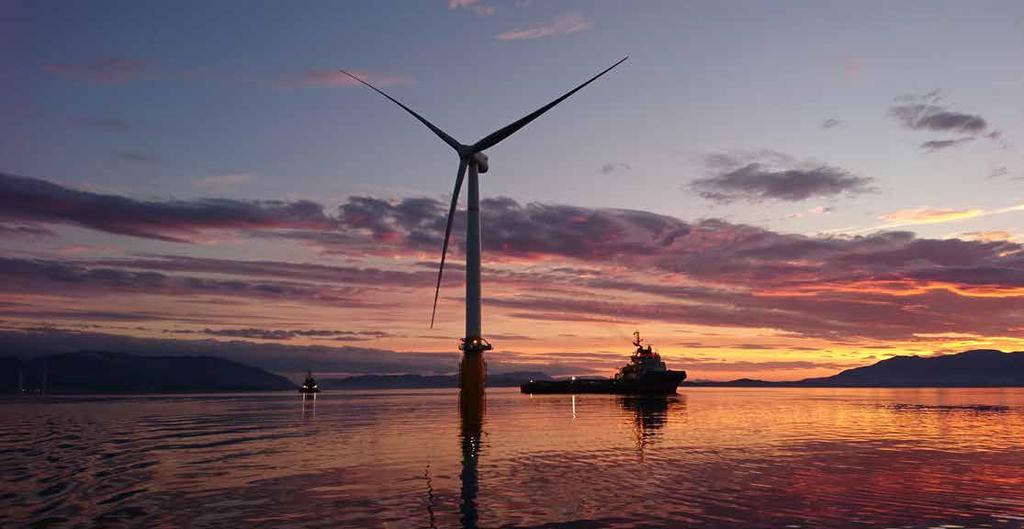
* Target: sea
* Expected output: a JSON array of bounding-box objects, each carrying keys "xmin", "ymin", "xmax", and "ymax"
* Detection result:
[{"xmin": 2, "ymin": 387, "xmax": 1023, "ymax": 529}]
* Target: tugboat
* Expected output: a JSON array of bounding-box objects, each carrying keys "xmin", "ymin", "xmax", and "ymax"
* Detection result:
[
  {"xmin": 521, "ymin": 331, "xmax": 686, "ymax": 394},
  {"xmin": 298, "ymin": 371, "xmax": 320, "ymax": 394}
]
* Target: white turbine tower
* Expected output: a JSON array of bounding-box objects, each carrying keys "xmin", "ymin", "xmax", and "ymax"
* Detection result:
[{"xmin": 341, "ymin": 57, "xmax": 627, "ymax": 389}]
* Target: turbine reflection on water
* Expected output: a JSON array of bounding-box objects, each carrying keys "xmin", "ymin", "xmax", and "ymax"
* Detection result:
[{"xmin": 459, "ymin": 369, "xmax": 485, "ymax": 529}]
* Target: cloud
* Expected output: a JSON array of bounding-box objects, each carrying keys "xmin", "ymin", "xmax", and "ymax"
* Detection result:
[
  {"xmin": 266, "ymin": 194, "xmax": 695, "ymax": 264},
  {"xmin": 889, "ymin": 93, "xmax": 988, "ymax": 134},
  {"xmin": 690, "ymin": 152, "xmax": 874, "ymax": 203},
  {"xmin": 448, "ymin": 0, "xmax": 494, "ymax": 16},
  {"xmin": 2, "ymin": 227, "xmax": 1024, "ymax": 345},
  {"xmin": 169, "ymin": 328, "xmax": 391, "ymax": 341},
  {"xmin": 68, "ymin": 117, "xmax": 133, "ymax": 134},
  {"xmin": 838, "ymin": 202, "xmax": 1024, "ymax": 234},
  {"xmin": 97, "ymin": 254, "xmax": 432, "ymax": 288},
  {"xmin": 479, "ymin": 198, "xmax": 694, "ymax": 260},
  {"xmin": 784, "ymin": 205, "xmax": 834, "ymax": 220},
  {"xmin": 821, "ymin": 118, "xmax": 841, "ymax": 129},
  {"xmin": 496, "ymin": 12, "xmax": 591, "ymax": 41},
  {"xmin": 5, "ymin": 175, "xmax": 1024, "ymax": 343},
  {"xmin": 921, "ymin": 137, "xmax": 974, "ymax": 151},
  {"xmin": 0, "ymin": 257, "xmax": 367, "ymax": 306},
  {"xmin": 959, "ymin": 231, "xmax": 1015, "ymax": 243},
  {"xmin": 887, "ymin": 92, "xmax": 1008, "ymax": 150},
  {"xmin": 196, "ymin": 172, "xmax": 256, "ymax": 190},
  {"xmin": 880, "ymin": 207, "xmax": 985, "ymax": 224},
  {"xmin": 988, "ymin": 166, "xmax": 1009, "ymax": 180},
  {"xmin": 986, "ymin": 130, "xmax": 1011, "ymax": 149},
  {"xmin": 42, "ymin": 58, "xmax": 148, "ymax": 84},
  {"xmin": 0, "ymin": 224, "xmax": 54, "ymax": 238},
  {"xmin": 112, "ymin": 151, "xmax": 160, "ymax": 165},
  {"xmin": 280, "ymin": 69, "xmax": 413, "ymax": 88},
  {"xmin": 0, "ymin": 172, "xmax": 332, "ymax": 242},
  {"xmin": 599, "ymin": 162, "xmax": 631, "ymax": 175}
]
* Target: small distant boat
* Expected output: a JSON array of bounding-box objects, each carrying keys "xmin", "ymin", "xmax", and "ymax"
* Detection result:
[
  {"xmin": 521, "ymin": 331, "xmax": 686, "ymax": 395},
  {"xmin": 299, "ymin": 372, "xmax": 320, "ymax": 394}
]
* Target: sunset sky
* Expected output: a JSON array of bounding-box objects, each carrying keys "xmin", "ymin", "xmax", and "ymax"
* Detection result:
[{"xmin": 2, "ymin": 1, "xmax": 1024, "ymax": 381}]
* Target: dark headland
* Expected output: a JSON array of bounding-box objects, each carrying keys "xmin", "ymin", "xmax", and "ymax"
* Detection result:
[
  {"xmin": 686, "ymin": 349, "xmax": 1024, "ymax": 388},
  {"xmin": 2, "ymin": 351, "xmax": 295, "ymax": 393},
  {"xmin": 3, "ymin": 348, "xmax": 1022, "ymax": 393}
]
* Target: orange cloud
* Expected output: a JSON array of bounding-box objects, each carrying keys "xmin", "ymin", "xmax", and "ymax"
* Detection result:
[
  {"xmin": 880, "ymin": 207, "xmax": 985, "ymax": 224},
  {"xmin": 833, "ymin": 202, "xmax": 1024, "ymax": 235},
  {"xmin": 959, "ymin": 230, "xmax": 1016, "ymax": 242},
  {"xmin": 764, "ymin": 279, "xmax": 1024, "ymax": 299}
]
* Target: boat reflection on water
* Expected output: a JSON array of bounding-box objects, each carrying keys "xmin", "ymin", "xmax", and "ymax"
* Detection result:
[
  {"xmin": 618, "ymin": 394, "xmax": 685, "ymax": 453},
  {"xmin": 300, "ymin": 392, "xmax": 316, "ymax": 419}
]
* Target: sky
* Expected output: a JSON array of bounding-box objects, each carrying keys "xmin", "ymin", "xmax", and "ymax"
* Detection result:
[{"xmin": 2, "ymin": 0, "xmax": 1024, "ymax": 381}]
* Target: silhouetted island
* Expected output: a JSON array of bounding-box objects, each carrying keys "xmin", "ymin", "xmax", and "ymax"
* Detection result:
[
  {"xmin": 4, "ymin": 348, "xmax": 1021, "ymax": 394},
  {"xmin": 685, "ymin": 349, "xmax": 1024, "ymax": 387},
  {"xmin": 324, "ymin": 371, "xmax": 551, "ymax": 390},
  {"xmin": 2, "ymin": 351, "xmax": 294, "ymax": 393}
]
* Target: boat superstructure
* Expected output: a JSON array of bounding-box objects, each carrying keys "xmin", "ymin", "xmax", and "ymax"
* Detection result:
[
  {"xmin": 299, "ymin": 372, "xmax": 320, "ymax": 394},
  {"xmin": 521, "ymin": 331, "xmax": 686, "ymax": 394}
]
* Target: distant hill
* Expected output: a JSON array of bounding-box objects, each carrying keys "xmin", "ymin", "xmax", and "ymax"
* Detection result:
[
  {"xmin": 801, "ymin": 349, "xmax": 1024, "ymax": 387},
  {"xmin": 685, "ymin": 349, "xmax": 1024, "ymax": 388},
  {"xmin": 1, "ymin": 351, "xmax": 295, "ymax": 393},
  {"xmin": 324, "ymin": 371, "xmax": 551, "ymax": 390},
  {"xmin": 6, "ymin": 348, "xmax": 1021, "ymax": 393},
  {"xmin": 683, "ymin": 378, "xmax": 781, "ymax": 387}
]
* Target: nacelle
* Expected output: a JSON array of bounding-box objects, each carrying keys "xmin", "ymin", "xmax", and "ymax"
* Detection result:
[{"xmin": 472, "ymin": 152, "xmax": 489, "ymax": 173}]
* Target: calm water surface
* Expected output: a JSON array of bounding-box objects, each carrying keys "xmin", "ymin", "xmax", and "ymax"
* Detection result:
[{"xmin": 2, "ymin": 387, "xmax": 1024, "ymax": 528}]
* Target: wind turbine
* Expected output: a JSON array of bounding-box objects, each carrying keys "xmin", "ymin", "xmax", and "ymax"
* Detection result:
[{"xmin": 340, "ymin": 57, "xmax": 627, "ymax": 376}]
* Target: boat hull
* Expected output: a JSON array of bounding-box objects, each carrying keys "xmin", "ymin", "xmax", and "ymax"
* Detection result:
[{"xmin": 521, "ymin": 370, "xmax": 686, "ymax": 395}]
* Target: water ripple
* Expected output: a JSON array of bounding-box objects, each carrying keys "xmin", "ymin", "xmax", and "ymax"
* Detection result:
[{"xmin": 1, "ymin": 388, "xmax": 1023, "ymax": 528}]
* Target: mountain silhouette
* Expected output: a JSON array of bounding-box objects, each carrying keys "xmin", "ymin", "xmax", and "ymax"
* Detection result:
[
  {"xmin": 687, "ymin": 349, "xmax": 1024, "ymax": 387},
  {"xmin": 801, "ymin": 349, "xmax": 1024, "ymax": 387},
  {"xmin": 6, "ymin": 348, "xmax": 1022, "ymax": 393},
  {"xmin": 2, "ymin": 351, "xmax": 295, "ymax": 393}
]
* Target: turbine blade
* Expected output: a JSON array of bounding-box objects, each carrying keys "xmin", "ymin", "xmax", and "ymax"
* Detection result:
[
  {"xmin": 431, "ymin": 159, "xmax": 469, "ymax": 328},
  {"xmin": 340, "ymin": 69, "xmax": 463, "ymax": 153},
  {"xmin": 470, "ymin": 56, "xmax": 628, "ymax": 153}
]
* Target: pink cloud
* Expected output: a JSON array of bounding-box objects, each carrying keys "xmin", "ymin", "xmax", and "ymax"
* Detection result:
[
  {"xmin": 280, "ymin": 69, "xmax": 414, "ymax": 88},
  {"xmin": 496, "ymin": 12, "xmax": 592, "ymax": 41},
  {"xmin": 6, "ymin": 173, "xmax": 1024, "ymax": 345},
  {"xmin": 42, "ymin": 58, "xmax": 148, "ymax": 84}
]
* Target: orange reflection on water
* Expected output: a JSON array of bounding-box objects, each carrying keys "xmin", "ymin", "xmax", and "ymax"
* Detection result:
[{"xmin": 2, "ymin": 388, "xmax": 1023, "ymax": 528}]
